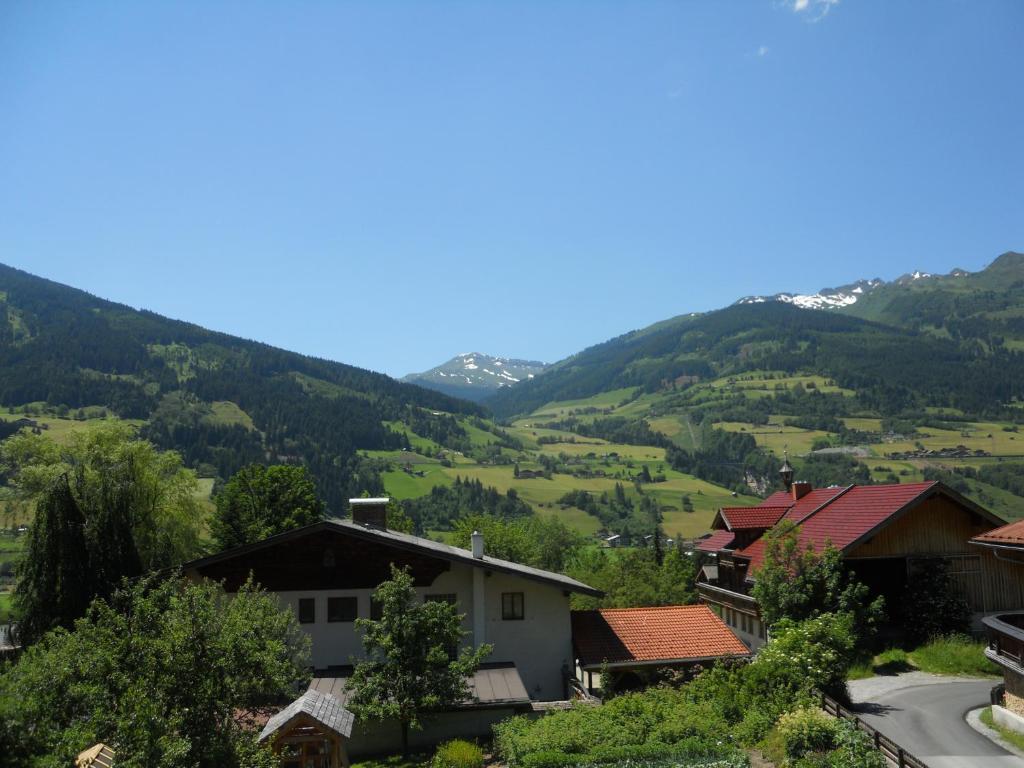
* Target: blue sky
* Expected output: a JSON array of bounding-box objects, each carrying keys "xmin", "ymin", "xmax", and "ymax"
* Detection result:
[{"xmin": 2, "ymin": 1, "xmax": 1021, "ymax": 377}]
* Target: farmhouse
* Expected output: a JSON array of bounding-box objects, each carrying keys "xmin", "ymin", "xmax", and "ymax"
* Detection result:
[
  {"xmin": 697, "ymin": 475, "xmax": 1019, "ymax": 649},
  {"xmin": 182, "ymin": 498, "xmax": 603, "ymax": 755}
]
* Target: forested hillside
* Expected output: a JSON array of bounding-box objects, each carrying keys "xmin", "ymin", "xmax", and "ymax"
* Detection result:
[
  {"xmin": 487, "ymin": 301, "xmax": 1024, "ymax": 420},
  {"xmin": 0, "ymin": 263, "xmax": 483, "ymax": 508}
]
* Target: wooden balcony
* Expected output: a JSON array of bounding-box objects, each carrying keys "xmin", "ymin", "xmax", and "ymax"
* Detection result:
[
  {"xmin": 982, "ymin": 611, "xmax": 1024, "ymax": 673},
  {"xmin": 697, "ymin": 581, "xmax": 759, "ymax": 612}
]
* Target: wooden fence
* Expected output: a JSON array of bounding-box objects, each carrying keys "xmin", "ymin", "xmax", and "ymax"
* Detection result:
[{"xmin": 818, "ymin": 691, "xmax": 929, "ymax": 768}]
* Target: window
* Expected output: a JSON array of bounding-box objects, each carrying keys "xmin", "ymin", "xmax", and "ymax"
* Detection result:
[
  {"xmin": 425, "ymin": 593, "xmax": 457, "ymax": 605},
  {"xmin": 298, "ymin": 598, "xmax": 315, "ymax": 624},
  {"xmin": 327, "ymin": 596, "xmax": 357, "ymax": 623},
  {"xmin": 502, "ymin": 592, "xmax": 524, "ymax": 620}
]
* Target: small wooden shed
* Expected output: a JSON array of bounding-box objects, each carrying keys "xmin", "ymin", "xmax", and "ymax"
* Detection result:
[
  {"xmin": 259, "ymin": 689, "xmax": 355, "ymax": 768},
  {"xmin": 75, "ymin": 744, "xmax": 115, "ymax": 768}
]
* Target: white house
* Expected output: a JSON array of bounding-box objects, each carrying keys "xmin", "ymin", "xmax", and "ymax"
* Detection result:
[{"xmin": 183, "ymin": 498, "xmax": 602, "ymax": 754}]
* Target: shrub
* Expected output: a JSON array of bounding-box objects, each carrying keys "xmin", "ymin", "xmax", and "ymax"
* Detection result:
[
  {"xmin": 493, "ymin": 688, "xmax": 736, "ymax": 767},
  {"xmin": 822, "ymin": 718, "xmax": 886, "ymax": 768},
  {"xmin": 751, "ymin": 613, "xmax": 856, "ymax": 700},
  {"xmin": 774, "ymin": 708, "xmax": 838, "ymax": 760},
  {"xmin": 432, "ymin": 740, "xmax": 484, "ymax": 768}
]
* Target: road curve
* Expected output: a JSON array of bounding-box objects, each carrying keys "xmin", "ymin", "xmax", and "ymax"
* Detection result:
[{"xmin": 848, "ymin": 674, "xmax": 1022, "ymax": 768}]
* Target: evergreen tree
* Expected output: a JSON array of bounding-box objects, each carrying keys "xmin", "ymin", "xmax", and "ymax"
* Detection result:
[{"xmin": 14, "ymin": 475, "xmax": 92, "ymax": 645}]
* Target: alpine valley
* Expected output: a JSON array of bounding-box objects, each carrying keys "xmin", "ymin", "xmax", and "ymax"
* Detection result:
[{"xmin": 3, "ymin": 252, "xmax": 1024, "ymax": 546}]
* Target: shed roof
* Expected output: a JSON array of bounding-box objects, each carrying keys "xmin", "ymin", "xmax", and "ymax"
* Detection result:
[
  {"xmin": 571, "ymin": 605, "xmax": 749, "ymax": 669},
  {"xmin": 76, "ymin": 744, "xmax": 115, "ymax": 768},
  {"xmin": 308, "ymin": 662, "xmax": 531, "ymax": 708},
  {"xmin": 971, "ymin": 518, "xmax": 1024, "ymax": 549},
  {"xmin": 259, "ymin": 689, "xmax": 355, "ymax": 743},
  {"xmin": 182, "ymin": 518, "xmax": 602, "ymax": 597}
]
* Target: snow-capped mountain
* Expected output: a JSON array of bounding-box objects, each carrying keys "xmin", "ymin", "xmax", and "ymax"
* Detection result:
[
  {"xmin": 402, "ymin": 353, "xmax": 548, "ymax": 403},
  {"xmin": 735, "ymin": 267, "xmax": 969, "ymax": 311}
]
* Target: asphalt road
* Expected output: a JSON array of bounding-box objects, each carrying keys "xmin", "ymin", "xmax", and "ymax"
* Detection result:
[{"xmin": 849, "ymin": 674, "xmax": 1023, "ymax": 768}]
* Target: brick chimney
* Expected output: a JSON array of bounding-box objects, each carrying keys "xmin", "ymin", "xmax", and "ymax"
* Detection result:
[
  {"xmin": 791, "ymin": 481, "xmax": 812, "ymax": 501},
  {"xmin": 350, "ymin": 497, "xmax": 390, "ymax": 529}
]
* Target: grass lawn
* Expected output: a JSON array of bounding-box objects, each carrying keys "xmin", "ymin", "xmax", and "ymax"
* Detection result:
[
  {"xmin": 713, "ymin": 421, "xmax": 830, "ymax": 457},
  {"xmin": 848, "ymin": 637, "xmax": 999, "ymax": 680},
  {"xmin": 980, "ymin": 707, "xmax": 1024, "ymax": 752}
]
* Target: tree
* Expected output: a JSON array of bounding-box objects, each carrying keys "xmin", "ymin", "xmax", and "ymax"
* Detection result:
[
  {"xmin": 347, "ymin": 565, "xmax": 491, "ymax": 755},
  {"xmin": 751, "ymin": 521, "xmax": 884, "ymax": 645},
  {"xmin": 449, "ymin": 514, "xmax": 586, "ymax": 572},
  {"xmin": 212, "ymin": 463, "xmax": 326, "ymax": 550},
  {"xmin": 2, "ymin": 425, "xmax": 204, "ymax": 643},
  {"xmin": 13, "ymin": 475, "xmax": 92, "ymax": 644},
  {"xmin": 567, "ymin": 547, "xmax": 696, "ymax": 610},
  {"xmin": 0, "ymin": 576, "xmax": 310, "ymax": 768},
  {"xmin": 901, "ymin": 559, "xmax": 970, "ymax": 644},
  {"xmin": 0, "ymin": 424, "xmax": 203, "ymax": 569}
]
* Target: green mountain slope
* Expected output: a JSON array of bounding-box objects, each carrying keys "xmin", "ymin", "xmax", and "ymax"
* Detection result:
[
  {"xmin": 486, "ymin": 301, "xmax": 1024, "ymax": 420},
  {"xmin": 838, "ymin": 251, "xmax": 1024, "ymax": 348},
  {"xmin": 0, "ymin": 263, "xmax": 483, "ymax": 509}
]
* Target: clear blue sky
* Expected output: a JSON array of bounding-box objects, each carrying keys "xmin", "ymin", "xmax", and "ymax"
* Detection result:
[{"xmin": 2, "ymin": 1, "xmax": 1021, "ymax": 377}]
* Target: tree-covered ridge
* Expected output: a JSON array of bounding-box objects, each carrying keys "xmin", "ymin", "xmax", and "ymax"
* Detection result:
[
  {"xmin": 488, "ymin": 300, "xmax": 1024, "ymax": 420},
  {"xmin": 0, "ymin": 263, "xmax": 482, "ymax": 508}
]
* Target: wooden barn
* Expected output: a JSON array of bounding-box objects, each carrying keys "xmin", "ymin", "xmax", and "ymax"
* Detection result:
[{"xmin": 697, "ymin": 478, "xmax": 1021, "ymax": 648}]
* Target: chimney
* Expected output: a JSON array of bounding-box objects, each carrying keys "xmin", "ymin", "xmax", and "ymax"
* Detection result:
[
  {"xmin": 471, "ymin": 530, "xmax": 484, "ymax": 559},
  {"xmin": 791, "ymin": 481, "xmax": 812, "ymax": 501},
  {"xmin": 349, "ymin": 497, "xmax": 390, "ymax": 529}
]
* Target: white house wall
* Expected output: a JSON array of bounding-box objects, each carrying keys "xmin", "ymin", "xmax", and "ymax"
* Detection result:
[{"xmin": 272, "ymin": 562, "xmax": 572, "ymax": 701}]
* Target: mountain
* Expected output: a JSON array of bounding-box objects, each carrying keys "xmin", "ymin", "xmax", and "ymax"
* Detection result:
[
  {"xmin": 736, "ymin": 252, "xmax": 1024, "ymax": 345},
  {"xmin": 403, "ymin": 353, "xmax": 548, "ymax": 402},
  {"xmin": 487, "ymin": 252, "xmax": 1024, "ymax": 420},
  {"xmin": 0, "ymin": 263, "xmax": 483, "ymax": 509}
]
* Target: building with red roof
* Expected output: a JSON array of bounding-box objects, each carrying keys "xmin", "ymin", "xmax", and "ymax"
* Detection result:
[
  {"xmin": 571, "ymin": 605, "xmax": 749, "ymax": 692},
  {"xmin": 697, "ymin": 476, "xmax": 1019, "ymax": 649}
]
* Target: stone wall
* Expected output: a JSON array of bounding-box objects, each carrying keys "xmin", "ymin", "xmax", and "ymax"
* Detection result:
[{"xmin": 1004, "ymin": 668, "xmax": 1024, "ymax": 717}]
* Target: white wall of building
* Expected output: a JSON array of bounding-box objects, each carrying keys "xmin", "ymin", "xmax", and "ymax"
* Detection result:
[{"xmin": 273, "ymin": 562, "xmax": 573, "ymax": 700}]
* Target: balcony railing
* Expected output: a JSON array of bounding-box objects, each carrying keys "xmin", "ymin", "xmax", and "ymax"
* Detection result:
[{"xmin": 697, "ymin": 582, "xmax": 759, "ymax": 608}]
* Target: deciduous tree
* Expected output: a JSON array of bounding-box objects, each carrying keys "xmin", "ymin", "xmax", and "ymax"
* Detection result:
[
  {"xmin": 212, "ymin": 463, "xmax": 325, "ymax": 550},
  {"xmin": 347, "ymin": 566, "xmax": 491, "ymax": 755},
  {"xmin": 0, "ymin": 576, "xmax": 310, "ymax": 768}
]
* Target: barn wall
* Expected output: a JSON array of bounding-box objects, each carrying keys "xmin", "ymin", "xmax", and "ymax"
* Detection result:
[{"xmin": 848, "ymin": 495, "xmax": 1022, "ymax": 614}]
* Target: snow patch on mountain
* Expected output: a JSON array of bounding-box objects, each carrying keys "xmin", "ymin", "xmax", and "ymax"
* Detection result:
[
  {"xmin": 402, "ymin": 352, "xmax": 548, "ymax": 394},
  {"xmin": 736, "ymin": 268, "xmax": 970, "ymax": 311}
]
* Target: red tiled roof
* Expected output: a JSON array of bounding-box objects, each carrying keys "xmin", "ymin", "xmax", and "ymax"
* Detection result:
[
  {"xmin": 736, "ymin": 482, "xmax": 942, "ymax": 573},
  {"xmin": 719, "ymin": 505, "xmax": 790, "ymax": 530},
  {"xmin": 571, "ymin": 605, "xmax": 749, "ymax": 668},
  {"xmin": 972, "ymin": 518, "xmax": 1024, "ymax": 547},
  {"xmin": 697, "ymin": 530, "xmax": 736, "ymax": 552}
]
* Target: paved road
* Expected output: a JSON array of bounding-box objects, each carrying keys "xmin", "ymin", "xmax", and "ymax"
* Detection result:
[{"xmin": 849, "ymin": 674, "xmax": 1023, "ymax": 768}]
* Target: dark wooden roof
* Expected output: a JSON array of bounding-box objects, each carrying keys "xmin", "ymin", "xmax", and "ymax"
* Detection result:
[
  {"xmin": 259, "ymin": 689, "xmax": 355, "ymax": 742},
  {"xmin": 182, "ymin": 518, "xmax": 602, "ymax": 596},
  {"xmin": 308, "ymin": 662, "xmax": 531, "ymax": 708}
]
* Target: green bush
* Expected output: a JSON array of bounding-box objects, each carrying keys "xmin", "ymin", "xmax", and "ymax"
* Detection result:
[
  {"xmin": 774, "ymin": 708, "xmax": 838, "ymax": 760},
  {"xmin": 820, "ymin": 718, "xmax": 886, "ymax": 768},
  {"xmin": 432, "ymin": 740, "xmax": 484, "ymax": 768},
  {"xmin": 493, "ymin": 688, "xmax": 737, "ymax": 767}
]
